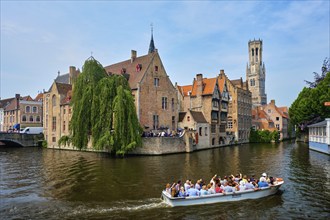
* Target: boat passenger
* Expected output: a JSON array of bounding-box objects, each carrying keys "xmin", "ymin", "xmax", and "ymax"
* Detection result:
[
  {"xmin": 195, "ymin": 180, "xmax": 202, "ymax": 191},
  {"xmin": 187, "ymin": 184, "xmax": 200, "ymax": 197},
  {"xmin": 242, "ymin": 175, "xmax": 248, "ymax": 184},
  {"xmin": 175, "ymin": 180, "xmax": 182, "ymax": 193},
  {"xmin": 259, "ymin": 173, "xmax": 267, "ymax": 182},
  {"xmin": 178, "ymin": 186, "xmax": 186, "ymax": 197},
  {"xmin": 210, "ymin": 174, "xmax": 217, "ymax": 190},
  {"xmin": 223, "ymin": 182, "xmax": 233, "ymax": 193},
  {"xmin": 184, "ymin": 180, "xmax": 191, "ymax": 191},
  {"xmin": 171, "ymin": 187, "xmax": 177, "ymax": 197},
  {"xmin": 165, "ymin": 183, "xmax": 172, "ymax": 194},
  {"xmin": 200, "ymin": 185, "xmax": 209, "ymax": 196},
  {"xmin": 244, "ymin": 180, "xmax": 255, "ymax": 190},
  {"xmin": 215, "ymin": 183, "xmax": 224, "ymax": 193},
  {"xmin": 258, "ymin": 177, "xmax": 269, "ymax": 188},
  {"xmin": 207, "ymin": 183, "xmax": 216, "ymax": 194},
  {"xmin": 269, "ymin": 176, "xmax": 275, "ymax": 185},
  {"xmin": 239, "ymin": 181, "xmax": 246, "ymax": 191}
]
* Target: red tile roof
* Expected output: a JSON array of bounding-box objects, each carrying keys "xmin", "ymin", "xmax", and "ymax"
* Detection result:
[
  {"xmin": 35, "ymin": 93, "xmax": 43, "ymax": 101},
  {"xmin": 191, "ymin": 77, "xmax": 217, "ymax": 96},
  {"xmin": 178, "ymin": 85, "xmax": 193, "ymax": 97},
  {"xmin": 104, "ymin": 52, "xmax": 155, "ymax": 90}
]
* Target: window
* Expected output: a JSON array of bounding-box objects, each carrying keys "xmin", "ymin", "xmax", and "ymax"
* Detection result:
[
  {"xmin": 153, "ymin": 115, "xmax": 159, "ymax": 130},
  {"xmin": 171, "ymin": 98, "xmax": 174, "ymax": 111},
  {"xmin": 36, "ymin": 116, "xmax": 40, "ymax": 122},
  {"xmin": 63, "ymin": 121, "xmax": 66, "ymax": 132},
  {"xmin": 155, "ymin": 66, "xmax": 158, "ymax": 72},
  {"xmin": 250, "ymin": 79, "xmax": 255, "ymax": 86},
  {"xmin": 32, "ymin": 106, "xmax": 37, "ymax": 113},
  {"xmin": 29, "ymin": 116, "xmax": 34, "ymax": 122},
  {"xmin": 187, "ymin": 116, "xmax": 190, "ymax": 122},
  {"xmin": 211, "ymin": 124, "xmax": 216, "ymax": 133},
  {"xmin": 52, "ymin": 95, "xmax": 56, "ymax": 107},
  {"xmin": 26, "ymin": 106, "xmax": 31, "ymax": 113},
  {"xmin": 256, "ymin": 48, "xmax": 258, "ymax": 56},
  {"xmin": 211, "ymin": 111, "xmax": 218, "ymax": 121},
  {"xmin": 205, "ymin": 127, "xmax": 208, "ymax": 136},
  {"xmin": 276, "ymin": 117, "xmax": 279, "ymax": 121},
  {"xmin": 213, "ymin": 100, "xmax": 219, "ymax": 108},
  {"xmin": 63, "ymin": 109, "xmax": 66, "ymax": 114},
  {"xmin": 228, "ymin": 120, "xmax": 233, "ymax": 129},
  {"xmin": 268, "ymin": 109, "xmax": 271, "ymax": 113},
  {"xmin": 276, "ymin": 124, "xmax": 280, "ymax": 130},
  {"xmin": 252, "ymin": 48, "xmax": 254, "ymax": 56},
  {"xmin": 199, "ymin": 127, "xmax": 202, "ymax": 136},
  {"xmin": 162, "ymin": 97, "xmax": 168, "ymax": 110},
  {"xmin": 52, "ymin": 117, "xmax": 56, "ymax": 131},
  {"xmin": 212, "ymin": 138, "xmax": 215, "ymax": 145},
  {"xmin": 22, "ymin": 115, "xmax": 27, "ymax": 122},
  {"xmin": 52, "ymin": 137, "xmax": 56, "ymax": 143},
  {"xmin": 172, "ymin": 116, "xmax": 175, "ymax": 130},
  {"xmin": 154, "ymin": 78, "xmax": 159, "ymax": 87}
]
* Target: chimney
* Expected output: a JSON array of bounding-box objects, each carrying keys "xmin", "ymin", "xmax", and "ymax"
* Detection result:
[
  {"xmin": 69, "ymin": 66, "xmax": 76, "ymax": 85},
  {"xmin": 271, "ymin": 99, "xmax": 275, "ymax": 105},
  {"xmin": 196, "ymin": 73, "xmax": 203, "ymax": 96},
  {"xmin": 131, "ymin": 50, "xmax": 137, "ymax": 63},
  {"xmin": 15, "ymin": 94, "xmax": 20, "ymax": 110},
  {"xmin": 196, "ymin": 73, "xmax": 203, "ymax": 82}
]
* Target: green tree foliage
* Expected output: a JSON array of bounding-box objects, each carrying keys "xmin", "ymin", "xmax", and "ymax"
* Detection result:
[
  {"xmin": 70, "ymin": 57, "xmax": 107, "ymax": 150},
  {"xmin": 289, "ymin": 68, "xmax": 330, "ymax": 132},
  {"xmin": 249, "ymin": 128, "xmax": 279, "ymax": 143},
  {"xmin": 70, "ymin": 57, "xmax": 142, "ymax": 154}
]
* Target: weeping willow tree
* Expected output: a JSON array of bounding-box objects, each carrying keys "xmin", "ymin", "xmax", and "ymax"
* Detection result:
[
  {"xmin": 70, "ymin": 56, "xmax": 142, "ymax": 154},
  {"xmin": 70, "ymin": 57, "xmax": 107, "ymax": 150}
]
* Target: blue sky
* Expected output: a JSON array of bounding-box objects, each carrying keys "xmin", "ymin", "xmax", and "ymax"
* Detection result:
[{"xmin": 1, "ymin": 1, "xmax": 329, "ymax": 107}]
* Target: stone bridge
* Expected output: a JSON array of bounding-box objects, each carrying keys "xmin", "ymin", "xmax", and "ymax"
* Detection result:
[{"xmin": 0, "ymin": 132, "xmax": 44, "ymax": 147}]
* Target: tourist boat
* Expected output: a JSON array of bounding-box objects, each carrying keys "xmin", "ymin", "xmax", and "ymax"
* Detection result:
[{"xmin": 161, "ymin": 180, "xmax": 284, "ymax": 207}]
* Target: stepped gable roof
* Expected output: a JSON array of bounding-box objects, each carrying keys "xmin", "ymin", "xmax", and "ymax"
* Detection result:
[
  {"xmin": 178, "ymin": 85, "xmax": 193, "ymax": 97},
  {"xmin": 190, "ymin": 111, "xmax": 208, "ymax": 123},
  {"xmin": 104, "ymin": 53, "xmax": 154, "ymax": 90},
  {"xmin": 191, "ymin": 77, "xmax": 217, "ymax": 96},
  {"xmin": 217, "ymin": 76, "xmax": 226, "ymax": 93},
  {"xmin": 252, "ymin": 108, "xmax": 272, "ymax": 122},
  {"xmin": 179, "ymin": 112, "xmax": 186, "ymax": 122},
  {"xmin": 56, "ymin": 82, "xmax": 72, "ymax": 96}
]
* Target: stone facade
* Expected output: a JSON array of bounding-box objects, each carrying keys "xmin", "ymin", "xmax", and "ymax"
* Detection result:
[
  {"xmin": 177, "ymin": 73, "xmax": 230, "ymax": 147},
  {"xmin": 0, "ymin": 94, "xmax": 42, "ymax": 132},
  {"xmin": 222, "ymin": 70, "xmax": 252, "ymax": 143},
  {"xmin": 43, "ymin": 66, "xmax": 78, "ymax": 147},
  {"xmin": 104, "ymin": 49, "xmax": 178, "ymax": 133},
  {"xmin": 246, "ymin": 39, "xmax": 267, "ymax": 107}
]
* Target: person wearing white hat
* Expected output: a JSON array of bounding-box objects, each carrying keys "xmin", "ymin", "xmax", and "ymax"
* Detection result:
[{"xmin": 260, "ymin": 173, "xmax": 267, "ymax": 182}]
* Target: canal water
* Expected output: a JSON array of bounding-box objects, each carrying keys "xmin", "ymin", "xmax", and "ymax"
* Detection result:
[{"xmin": 0, "ymin": 141, "xmax": 329, "ymax": 219}]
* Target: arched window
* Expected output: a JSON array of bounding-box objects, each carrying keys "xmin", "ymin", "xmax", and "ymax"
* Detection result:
[
  {"xmin": 26, "ymin": 106, "xmax": 31, "ymax": 113},
  {"xmin": 252, "ymin": 49, "xmax": 254, "ymax": 56},
  {"xmin": 22, "ymin": 115, "xmax": 27, "ymax": 122},
  {"xmin": 32, "ymin": 106, "xmax": 37, "ymax": 113},
  {"xmin": 36, "ymin": 116, "xmax": 40, "ymax": 122},
  {"xmin": 29, "ymin": 116, "xmax": 34, "ymax": 122},
  {"xmin": 52, "ymin": 95, "xmax": 56, "ymax": 107},
  {"xmin": 187, "ymin": 116, "xmax": 190, "ymax": 122},
  {"xmin": 212, "ymin": 138, "xmax": 215, "ymax": 145},
  {"xmin": 256, "ymin": 48, "xmax": 258, "ymax": 56}
]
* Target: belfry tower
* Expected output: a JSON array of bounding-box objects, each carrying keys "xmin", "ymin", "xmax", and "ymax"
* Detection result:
[{"xmin": 246, "ymin": 39, "xmax": 267, "ymax": 107}]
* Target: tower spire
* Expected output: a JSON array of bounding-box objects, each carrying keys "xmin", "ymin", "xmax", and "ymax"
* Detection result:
[{"xmin": 148, "ymin": 23, "xmax": 156, "ymax": 54}]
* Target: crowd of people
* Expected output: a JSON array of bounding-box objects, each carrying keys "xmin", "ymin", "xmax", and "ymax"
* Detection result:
[{"xmin": 164, "ymin": 173, "xmax": 277, "ymax": 198}]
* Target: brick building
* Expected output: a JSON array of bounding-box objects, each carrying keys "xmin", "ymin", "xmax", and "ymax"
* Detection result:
[
  {"xmin": 221, "ymin": 70, "xmax": 252, "ymax": 143},
  {"xmin": 0, "ymin": 94, "xmax": 43, "ymax": 132},
  {"xmin": 104, "ymin": 34, "xmax": 178, "ymax": 133}
]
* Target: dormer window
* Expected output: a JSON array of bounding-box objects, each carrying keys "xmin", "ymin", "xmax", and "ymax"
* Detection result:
[{"xmin": 136, "ymin": 64, "xmax": 142, "ymax": 72}]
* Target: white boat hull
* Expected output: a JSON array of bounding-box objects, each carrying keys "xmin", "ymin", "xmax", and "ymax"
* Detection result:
[{"xmin": 161, "ymin": 181, "xmax": 284, "ymax": 207}]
